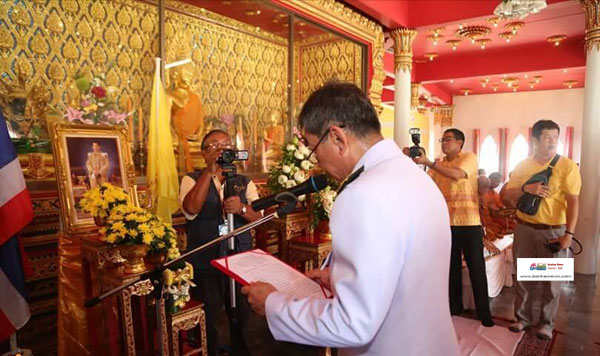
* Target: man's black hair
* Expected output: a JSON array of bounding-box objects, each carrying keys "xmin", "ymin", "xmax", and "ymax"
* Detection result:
[
  {"xmin": 444, "ymin": 128, "xmax": 465, "ymax": 149},
  {"xmin": 532, "ymin": 120, "xmax": 560, "ymax": 139},
  {"xmin": 298, "ymin": 81, "xmax": 380, "ymax": 138},
  {"xmin": 201, "ymin": 129, "xmax": 229, "ymax": 149}
]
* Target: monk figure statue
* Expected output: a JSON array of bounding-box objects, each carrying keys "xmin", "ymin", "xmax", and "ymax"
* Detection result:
[
  {"xmin": 168, "ymin": 68, "xmax": 205, "ymax": 173},
  {"xmin": 261, "ymin": 109, "xmax": 285, "ymax": 171}
]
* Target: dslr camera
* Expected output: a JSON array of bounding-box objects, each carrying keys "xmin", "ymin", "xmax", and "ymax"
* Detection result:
[
  {"xmin": 408, "ymin": 128, "xmax": 423, "ymax": 158},
  {"xmin": 217, "ymin": 149, "xmax": 249, "ymax": 166}
]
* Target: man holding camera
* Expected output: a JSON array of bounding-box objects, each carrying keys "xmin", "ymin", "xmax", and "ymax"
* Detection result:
[
  {"xmin": 411, "ymin": 128, "xmax": 494, "ymax": 327},
  {"xmin": 501, "ymin": 120, "xmax": 580, "ymax": 339},
  {"xmin": 179, "ymin": 129, "xmax": 262, "ymax": 355}
]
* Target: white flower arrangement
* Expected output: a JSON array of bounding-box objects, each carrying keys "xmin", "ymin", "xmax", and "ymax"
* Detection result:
[{"xmin": 267, "ymin": 131, "xmax": 315, "ymax": 198}]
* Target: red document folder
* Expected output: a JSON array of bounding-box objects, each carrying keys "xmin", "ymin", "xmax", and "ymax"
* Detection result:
[{"xmin": 211, "ymin": 249, "xmax": 332, "ymax": 299}]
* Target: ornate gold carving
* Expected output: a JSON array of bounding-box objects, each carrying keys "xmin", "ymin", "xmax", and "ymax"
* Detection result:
[
  {"xmin": 276, "ymin": 0, "xmax": 384, "ymax": 112},
  {"xmin": 295, "ymin": 33, "xmax": 363, "ymax": 106},
  {"xmin": 581, "ymin": 0, "xmax": 600, "ymax": 52},
  {"xmin": 390, "ymin": 28, "xmax": 417, "ymax": 73},
  {"xmin": 169, "ymin": 305, "xmax": 208, "ymax": 356},
  {"xmin": 411, "ymin": 83, "xmax": 420, "ymax": 110},
  {"xmin": 434, "ymin": 104, "xmax": 454, "ymax": 127},
  {"xmin": 0, "ymin": 0, "xmax": 157, "ymax": 125}
]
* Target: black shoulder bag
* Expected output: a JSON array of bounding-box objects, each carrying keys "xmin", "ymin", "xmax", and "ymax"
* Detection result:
[{"xmin": 517, "ymin": 154, "xmax": 560, "ymax": 216}]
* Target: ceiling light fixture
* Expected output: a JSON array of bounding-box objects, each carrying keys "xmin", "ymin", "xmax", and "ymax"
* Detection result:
[
  {"xmin": 456, "ymin": 26, "xmax": 491, "ymax": 44},
  {"xmin": 487, "ymin": 17, "xmax": 501, "ymax": 27},
  {"xmin": 480, "ymin": 79, "xmax": 488, "ymax": 87},
  {"xmin": 533, "ymin": 75, "xmax": 543, "ymax": 83},
  {"xmin": 424, "ymin": 53, "xmax": 439, "ymax": 61},
  {"xmin": 445, "ymin": 39, "xmax": 462, "ymax": 51},
  {"xmin": 529, "ymin": 81, "xmax": 536, "ymax": 88},
  {"xmin": 461, "ymin": 88, "xmax": 472, "ymax": 96},
  {"xmin": 450, "ymin": 79, "xmax": 455, "ymax": 84},
  {"xmin": 563, "ymin": 80, "xmax": 577, "ymax": 88},
  {"xmin": 427, "ymin": 34, "xmax": 444, "ymax": 46},
  {"xmin": 498, "ymin": 32, "xmax": 515, "ymax": 43},
  {"xmin": 492, "ymin": 84, "xmax": 499, "ymax": 92},
  {"xmin": 547, "ymin": 34, "xmax": 567, "ymax": 47},
  {"xmin": 505, "ymin": 21, "xmax": 525, "ymax": 35},
  {"xmin": 494, "ymin": 0, "xmax": 547, "ymax": 20},
  {"xmin": 501, "ymin": 76, "xmax": 520, "ymax": 87},
  {"xmin": 475, "ymin": 38, "xmax": 491, "ymax": 49}
]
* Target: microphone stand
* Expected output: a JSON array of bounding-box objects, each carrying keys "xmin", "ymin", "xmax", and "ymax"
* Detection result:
[
  {"xmin": 221, "ymin": 162, "xmax": 239, "ymax": 344},
  {"xmin": 84, "ymin": 193, "xmax": 298, "ymax": 353}
]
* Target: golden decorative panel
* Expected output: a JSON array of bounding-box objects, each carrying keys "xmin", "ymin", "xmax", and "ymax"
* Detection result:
[
  {"xmin": 164, "ymin": 0, "xmax": 288, "ymax": 163},
  {"xmin": 295, "ymin": 33, "xmax": 363, "ymax": 106},
  {"xmin": 0, "ymin": 0, "xmax": 158, "ymax": 129}
]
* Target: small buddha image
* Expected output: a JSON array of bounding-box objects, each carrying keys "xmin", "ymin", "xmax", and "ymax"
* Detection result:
[
  {"xmin": 168, "ymin": 67, "xmax": 205, "ymax": 172},
  {"xmin": 261, "ymin": 109, "xmax": 285, "ymax": 171}
]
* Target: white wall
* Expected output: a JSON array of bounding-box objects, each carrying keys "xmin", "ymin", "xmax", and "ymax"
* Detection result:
[{"xmin": 452, "ymin": 88, "xmax": 584, "ymax": 164}]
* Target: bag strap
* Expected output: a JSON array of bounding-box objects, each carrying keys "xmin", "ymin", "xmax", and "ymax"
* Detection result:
[{"xmin": 548, "ymin": 154, "xmax": 561, "ymax": 170}]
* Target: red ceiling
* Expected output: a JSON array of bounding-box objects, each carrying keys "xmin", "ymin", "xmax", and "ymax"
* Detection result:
[{"xmin": 346, "ymin": 0, "xmax": 586, "ymax": 102}]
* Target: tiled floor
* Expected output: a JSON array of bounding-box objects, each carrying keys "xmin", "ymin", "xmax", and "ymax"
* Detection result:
[
  {"xmin": 489, "ymin": 273, "xmax": 600, "ymax": 356},
  {"xmin": 3, "ymin": 273, "xmax": 599, "ymax": 355}
]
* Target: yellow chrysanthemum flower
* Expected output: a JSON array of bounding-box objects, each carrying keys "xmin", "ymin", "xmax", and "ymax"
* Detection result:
[
  {"xmin": 105, "ymin": 233, "xmax": 118, "ymax": 243},
  {"xmin": 128, "ymin": 229, "xmax": 139, "ymax": 237},
  {"xmin": 139, "ymin": 224, "xmax": 151, "ymax": 233},
  {"xmin": 142, "ymin": 233, "xmax": 153, "ymax": 245}
]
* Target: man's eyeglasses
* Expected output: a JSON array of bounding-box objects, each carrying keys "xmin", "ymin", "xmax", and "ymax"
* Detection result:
[
  {"xmin": 438, "ymin": 137, "xmax": 455, "ymax": 143},
  {"xmin": 203, "ymin": 142, "xmax": 233, "ymax": 152},
  {"xmin": 304, "ymin": 125, "xmax": 345, "ymax": 161}
]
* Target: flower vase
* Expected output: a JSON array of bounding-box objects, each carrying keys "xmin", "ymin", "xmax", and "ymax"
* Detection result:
[
  {"xmin": 118, "ymin": 244, "xmax": 150, "ymax": 274},
  {"xmin": 94, "ymin": 215, "xmax": 107, "ymax": 227},
  {"xmin": 146, "ymin": 251, "xmax": 167, "ymax": 266},
  {"xmin": 314, "ymin": 219, "xmax": 332, "ymax": 240}
]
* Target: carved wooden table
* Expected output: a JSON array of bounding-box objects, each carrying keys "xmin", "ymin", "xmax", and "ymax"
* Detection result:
[
  {"xmin": 287, "ymin": 234, "xmax": 332, "ymax": 273},
  {"xmin": 254, "ymin": 210, "xmax": 312, "ymax": 261},
  {"xmin": 167, "ymin": 300, "xmax": 208, "ymax": 356}
]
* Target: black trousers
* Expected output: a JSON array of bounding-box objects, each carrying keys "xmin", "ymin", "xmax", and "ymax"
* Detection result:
[
  {"xmin": 192, "ymin": 273, "xmax": 252, "ymax": 356},
  {"xmin": 449, "ymin": 225, "xmax": 493, "ymax": 321}
]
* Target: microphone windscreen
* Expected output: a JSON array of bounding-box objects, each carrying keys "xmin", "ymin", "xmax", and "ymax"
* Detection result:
[{"xmin": 311, "ymin": 174, "xmax": 329, "ymax": 192}]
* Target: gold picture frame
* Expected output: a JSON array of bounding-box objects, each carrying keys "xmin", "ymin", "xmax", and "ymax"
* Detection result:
[{"xmin": 50, "ymin": 122, "xmax": 138, "ymax": 234}]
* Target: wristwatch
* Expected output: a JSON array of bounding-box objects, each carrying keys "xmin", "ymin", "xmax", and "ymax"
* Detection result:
[{"xmin": 240, "ymin": 205, "xmax": 247, "ymax": 215}]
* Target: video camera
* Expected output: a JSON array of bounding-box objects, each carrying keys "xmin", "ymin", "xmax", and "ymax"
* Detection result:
[
  {"xmin": 408, "ymin": 128, "xmax": 424, "ymax": 158},
  {"xmin": 217, "ymin": 149, "xmax": 249, "ymax": 166}
]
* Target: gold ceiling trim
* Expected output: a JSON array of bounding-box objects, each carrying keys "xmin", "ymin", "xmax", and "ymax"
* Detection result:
[
  {"xmin": 165, "ymin": 0, "xmax": 287, "ymax": 46},
  {"xmin": 275, "ymin": 0, "xmax": 385, "ymax": 112}
]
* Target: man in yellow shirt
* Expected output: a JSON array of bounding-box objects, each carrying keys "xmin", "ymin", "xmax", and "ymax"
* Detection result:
[
  {"xmin": 414, "ymin": 128, "xmax": 494, "ymax": 327},
  {"xmin": 501, "ymin": 120, "xmax": 581, "ymax": 340}
]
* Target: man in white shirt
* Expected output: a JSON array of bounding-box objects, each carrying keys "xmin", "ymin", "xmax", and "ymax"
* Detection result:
[{"xmin": 242, "ymin": 82, "xmax": 459, "ymax": 356}]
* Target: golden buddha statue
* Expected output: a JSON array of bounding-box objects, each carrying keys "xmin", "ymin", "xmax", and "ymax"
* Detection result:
[
  {"xmin": 167, "ymin": 67, "xmax": 205, "ymax": 173},
  {"xmin": 261, "ymin": 109, "xmax": 285, "ymax": 171}
]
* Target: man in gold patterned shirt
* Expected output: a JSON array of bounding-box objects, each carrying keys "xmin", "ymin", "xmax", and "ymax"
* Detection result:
[
  {"xmin": 86, "ymin": 141, "xmax": 109, "ymax": 188},
  {"xmin": 413, "ymin": 128, "xmax": 494, "ymax": 327}
]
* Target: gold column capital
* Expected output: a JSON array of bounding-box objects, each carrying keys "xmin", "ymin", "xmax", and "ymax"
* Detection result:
[
  {"xmin": 390, "ymin": 27, "xmax": 417, "ymax": 73},
  {"xmin": 581, "ymin": 0, "xmax": 600, "ymax": 52}
]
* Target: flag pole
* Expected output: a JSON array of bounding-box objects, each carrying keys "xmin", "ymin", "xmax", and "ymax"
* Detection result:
[{"xmin": 1, "ymin": 332, "xmax": 32, "ymax": 356}]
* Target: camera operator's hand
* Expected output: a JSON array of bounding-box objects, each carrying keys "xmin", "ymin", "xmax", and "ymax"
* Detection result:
[
  {"xmin": 546, "ymin": 234, "xmax": 572, "ymax": 250},
  {"xmin": 402, "ymin": 147, "xmax": 410, "ymax": 156},
  {"xmin": 523, "ymin": 182, "xmax": 550, "ymax": 198},
  {"xmin": 224, "ymin": 196, "xmax": 244, "ymax": 215},
  {"xmin": 204, "ymin": 149, "xmax": 222, "ymax": 175},
  {"xmin": 412, "ymin": 155, "xmax": 433, "ymax": 167}
]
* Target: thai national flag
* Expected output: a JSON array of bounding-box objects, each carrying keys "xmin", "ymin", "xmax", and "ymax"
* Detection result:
[{"xmin": 0, "ymin": 111, "xmax": 33, "ymax": 341}]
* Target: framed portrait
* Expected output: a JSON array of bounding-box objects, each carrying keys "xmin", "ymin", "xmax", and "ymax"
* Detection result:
[{"xmin": 50, "ymin": 122, "xmax": 138, "ymax": 234}]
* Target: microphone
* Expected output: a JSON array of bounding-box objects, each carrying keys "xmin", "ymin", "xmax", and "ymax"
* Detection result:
[{"xmin": 252, "ymin": 174, "xmax": 328, "ymax": 211}]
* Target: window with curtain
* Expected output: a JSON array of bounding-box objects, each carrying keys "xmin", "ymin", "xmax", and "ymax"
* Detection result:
[
  {"xmin": 509, "ymin": 134, "xmax": 529, "ymax": 174},
  {"xmin": 479, "ymin": 135, "xmax": 499, "ymax": 174}
]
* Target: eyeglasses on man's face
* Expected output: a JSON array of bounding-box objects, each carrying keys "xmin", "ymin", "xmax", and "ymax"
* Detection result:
[
  {"xmin": 203, "ymin": 141, "xmax": 233, "ymax": 152},
  {"xmin": 302, "ymin": 125, "xmax": 346, "ymax": 161},
  {"xmin": 438, "ymin": 136, "xmax": 456, "ymax": 143}
]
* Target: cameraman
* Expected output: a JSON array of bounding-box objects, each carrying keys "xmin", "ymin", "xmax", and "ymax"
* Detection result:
[
  {"xmin": 409, "ymin": 128, "xmax": 494, "ymax": 327},
  {"xmin": 501, "ymin": 120, "xmax": 580, "ymax": 340},
  {"xmin": 179, "ymin": 129, "xmax": 262, "ymax": 356}
]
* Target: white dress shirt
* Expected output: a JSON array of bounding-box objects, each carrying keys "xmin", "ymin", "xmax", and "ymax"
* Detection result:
[{"xmin": 265, "ymin": 139, "xmax": 459, "ymax": 356}]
